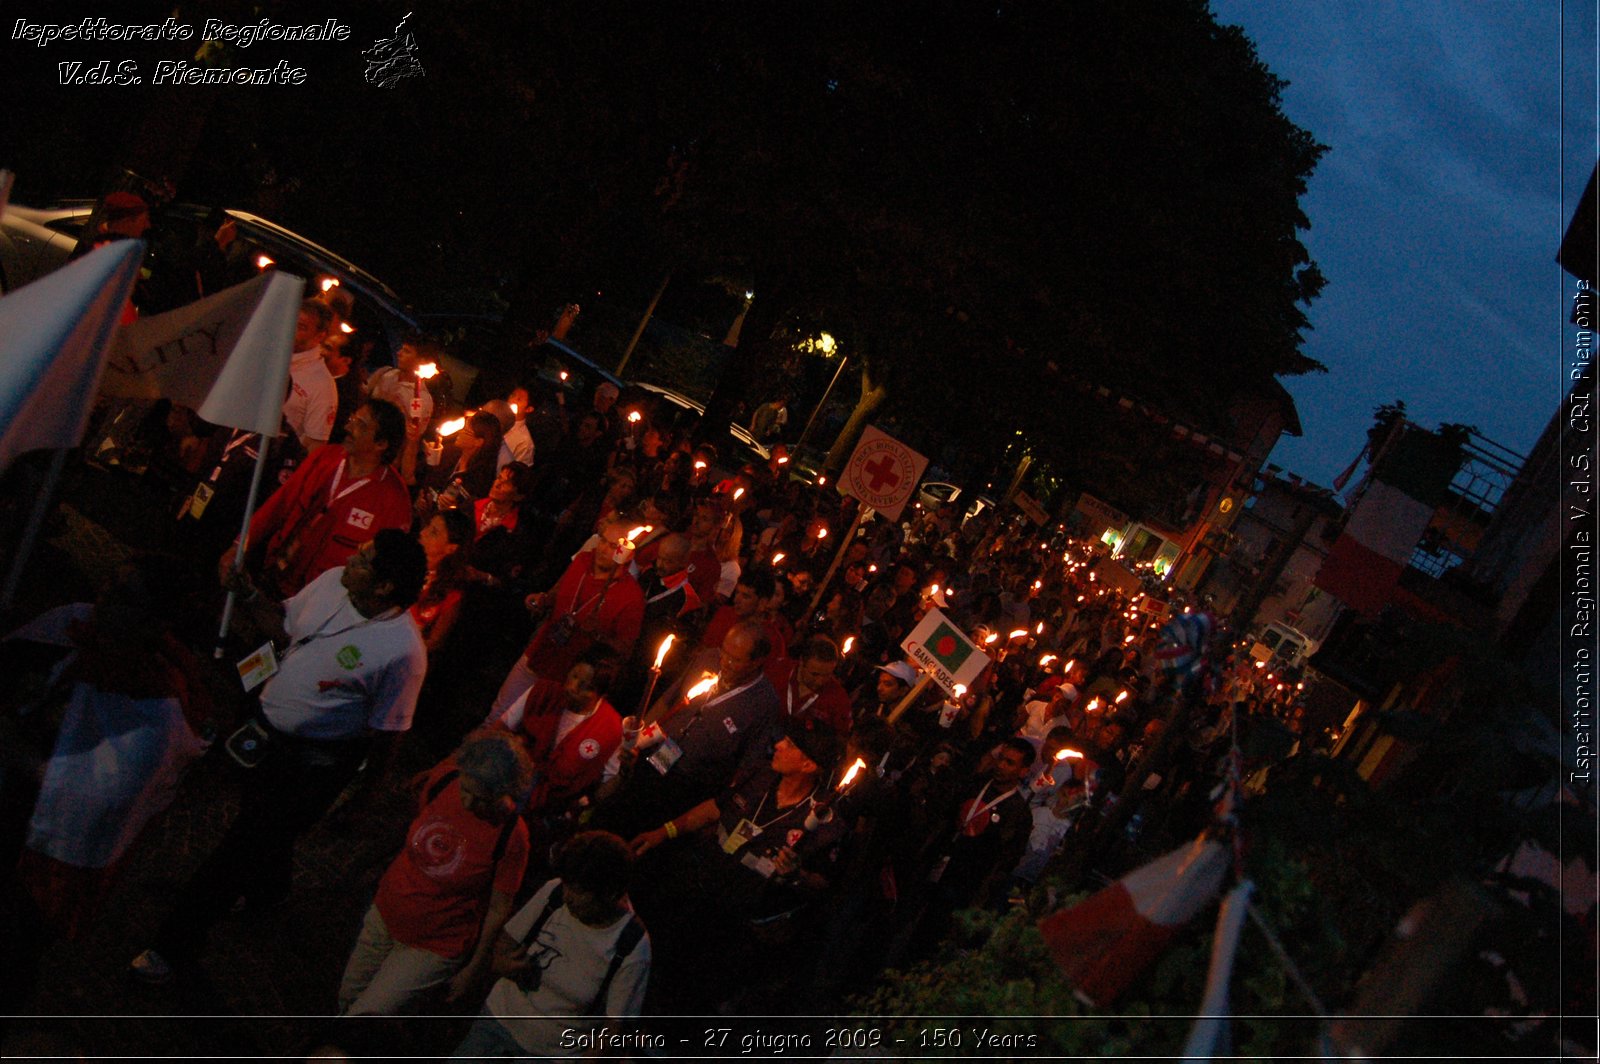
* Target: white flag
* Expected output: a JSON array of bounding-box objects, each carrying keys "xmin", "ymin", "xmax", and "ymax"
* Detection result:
[
  {"xmin": 100, "ymin": 270, "xmax": 305, "ymax": 435},
  {"xmin": 0, "ymin": 240, "xmax": 144, "ymax": 474}
]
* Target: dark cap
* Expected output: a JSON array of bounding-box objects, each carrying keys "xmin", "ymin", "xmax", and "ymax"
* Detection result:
[{"xmin": 783, "ymin": 718, "xmax": 843, "ymax": 775}]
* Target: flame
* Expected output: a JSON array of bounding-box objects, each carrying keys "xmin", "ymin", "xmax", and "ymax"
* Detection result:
[
  {"xmin": 816, "ymin": 475, "xmax": 827, "ymax": 486},
  {"xmin": 653, "ymin": 633, "xmax": 675, "ymax": 670},
  {"xmin": 1008, "ymin": 628, "xmax": 1028, "ymax": 641},
  {"xmin": 415, "ymin": 362, "xmax": 439, "ymax": 380},
  {"xmin": 771, "ymin": 552, "xmax": 786, "ymax": 565},
  {"xmin": 693, "ymin": 460, "xmax": 708, "ymax": 470},
  {"xmin": 928, "ymin": 584, "xmax": 940, "ymax": 598},
  {"xmin": 777, "ymin": 455, "xmax": 790, "ymax": 464},
  {"xmin": 1036, "ymin": 621, "xmax": 1045, "ymax": 635},
  {"xmin": 339, "ymin": 322, "xmax": 355, "ymax": 334},
  {"xmin": 1032, "ymin": 580, "xmax": 1042, "ymax": 590},
  {"xmin": 1063, "ymin": 659, "xmax": 1076, "ymax": 673},
  {"xmin": 1115, "ymin": 690, "xmax": 1130, "ymax": 704},
  {"xmin": 320, "ymin": 277, "xmax": 339, "ymax": 292},
  {"xmin": 983, "ymin": 633, "xmax": 1000, "ymax": 645},
  {"xmin": 255, "ymin": 254, "xmax": 274, "ymax": 269},
  {"xmin": 1076, "ymin": 595, "xmax": 1085, "ymax": 603},
  {"xmin": 559, "ymin": 370, "xmax": 569, "ymax": 381},
  {"xmin": 816, "ymin": 527, "xmax": 828, "ymax": 539},
  {"xmin": 1039, "ymin": 653, "xmax": 1057, "ymax": 667},
  {"xmin": 437, "ymin": 417, "xmax": 466, "ymax": 437},
  {"xmin": 627, "ymin": 410, "xmax": 642, "ymax": 423},
  {"xmin": 867, "ymin": 564, "xmax": 877, "ymax": 573},
  {"xmin": 838, "ymin": 757, "xmax": 867, "ymax": 790},
  {"xmin": 1055, "ymin": 747, "xmax": 1085, "ymax": 761},
  {"xmin": 953, "ymin": 684, "xmax": 967, "ymax": 698},
  {"xmin": 841, "ymin": 636, "xmax": 855, "ymax": 655},
  {"xmin": 685, "ymin": 673, "xmax": 718, "ymax": 700},
  {"xmin": 1086, "ymin": 697, "xmax": 1101, "ymax": 712},
  {"xmin": 1254, "ymin": 660, "xmax": 1265, "ymax": 669},
  {"xmin": 733, "ymin": 487, "xmax": 745, "ymax": 501},
  {"xmin": 1296, "ymin": 682, "xmax": 1305, "ymax": 690},
  {"xmin": 509, "ymin": 403, "xmax": 519, "ymax": 415},
  {"xmin": 1123, "ymin": 634, "xmax": 1136, "ymax": 644}
]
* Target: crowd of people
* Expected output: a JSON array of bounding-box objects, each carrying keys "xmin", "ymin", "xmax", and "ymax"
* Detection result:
[{"xmin": 0, "ymin": 297, "xmax": 1321, "ymax": 1057}]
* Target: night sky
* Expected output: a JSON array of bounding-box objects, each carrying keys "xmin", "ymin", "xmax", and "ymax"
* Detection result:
[{"xmin": 1212, "ymin": 0, "xmax": 1596, "ymax": 486}]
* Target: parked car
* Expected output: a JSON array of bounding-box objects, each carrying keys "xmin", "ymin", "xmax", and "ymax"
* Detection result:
[
  {"xmin": 0, "ymin": 200, "xmax": 419, "ymax": 356},
  {"xmin": 630, "ymin": 382, "xmax": 770, "ymax": 463}
]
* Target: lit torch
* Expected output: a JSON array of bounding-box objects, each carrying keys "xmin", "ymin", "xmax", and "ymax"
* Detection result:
[
  {"xmin": 255, "ymin": 254, "xmax": 274, "ymax": 270},
  {"xmin": 638, "ymin": 633, "xmax": 675, "ymax": 717},
  {"xmin": 837, "ymin": 757, "xmax": 867, "ymax": 791},
  {"xmin": 415, "ymin": 362, "xmax": 439, "ymax": 380},
  {"xmin": 771, "ymin": 552, "xmax": 786, "ymax": 566},
  {"xmin": 685, "ymin": 673, "xmax": 718, "ymax": 701},
  {"xmin": 437, "ymin": 417, "xmax": 466, "ymax": 438},
  {"xmin": 841, "ymin": 635, "xmax": 855, "ymax": 656}
]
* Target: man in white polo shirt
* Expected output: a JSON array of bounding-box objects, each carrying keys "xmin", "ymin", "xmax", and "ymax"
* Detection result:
[
  {"xmin": 284, "ymin": 300, "xmax": 339, "ymax": 454},
  {"xmin": 132, "ymin": 530, "xmax": 428, "ymax": 982}
]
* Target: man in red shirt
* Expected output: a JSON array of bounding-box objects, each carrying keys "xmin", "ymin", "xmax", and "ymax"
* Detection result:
[
  {"xmin": 488, "ymin": 648, "xmax": 623, "ymax": 817},
  {"xmin": 767, "ymin": 635, "xmax": 853, "ymax": 734},
  {"xmin": 223, "ymin": 399, "xmax": 413, "ymax": 600},
  {"xmin": 699, "ymin": 568, "xmax": 786, "ymax": 662},
  {"xmin": 490, "ymin": 518, "xmax": 645, "ymax": 719}
]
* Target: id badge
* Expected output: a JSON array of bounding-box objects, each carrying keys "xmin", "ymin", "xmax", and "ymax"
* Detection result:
[
  {"xmin": 647, "ymin": 736, "xmax": 683, "ymax": 775},
  {"xmin": 722, "ymin": 817, "xmax": 761, "ymax": 855},
  {"xmin": 187, "ymin": 481, "xmax": 215, "ymax": 520},
  {"xmin": 236, "ymin": 641, "xmax": 279, "ymax": 692},
  {"xmin": 739, "ymin": 850, "xmax": 778, "ymax": 878}
]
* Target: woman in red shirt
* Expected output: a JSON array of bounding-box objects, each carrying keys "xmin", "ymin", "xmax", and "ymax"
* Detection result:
[{"xmin": 337, "ymin": 732, "xmax": 532, "ymax": 1015}]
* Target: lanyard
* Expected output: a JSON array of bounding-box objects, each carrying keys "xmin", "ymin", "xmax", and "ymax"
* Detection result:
[
  {"xmin": 284, "ymin": 602, "xmax": 399, "ymax": 660},
  {"xmin": 705, "ymin": 674, "xmax": 762, "ymax": 710},
  {"xmin": 747, "ymin": 781, "xmax": 819, "ymax": 833},
  {"xmin": 786, "ymin": 679, "xmax": 819, "ymax": 718},
  {"xmin": 957, "ymin": 780, "xmax": 1018, "ymax": 837},
  {"xmin": 328, "ymin": 458, "xmax": 383, "ymax": 507},
  {"xmin": 676, "ymin": 674, "xmax": 763, "ymax": 739}
]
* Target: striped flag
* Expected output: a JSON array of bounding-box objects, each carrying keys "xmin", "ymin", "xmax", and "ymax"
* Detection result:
[
  {"xmin": 1314, "ymin": 425, "xmax": 1461, "ymax": 615},
  {"xmin": 1038, "ymin": 837, "xmax": 1229, "ymax": 1007}
]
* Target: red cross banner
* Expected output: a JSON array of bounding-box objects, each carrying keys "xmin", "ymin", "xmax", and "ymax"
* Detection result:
[{"xmin": 842, "ymin": 425, "xmax": 928, "ymax": 522}]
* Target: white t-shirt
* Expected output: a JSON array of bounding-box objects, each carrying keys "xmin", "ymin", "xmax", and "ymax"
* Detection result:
[
  {"xmin": 263, "ymin": 567, "xmax": 427, "ymax": 739},
  {"xmin": 284, "ymin": 347, "xmax": 338, "ymax": 445},
  {"xmin": 715, "ymin": 558, "xmax": 741, "ymax": 600},
  {"xmin": 487, "ymin": 880, "xmax": 651, "ymax": 1056},
  {"xmin": 367, "ymin": 365, "xmax": 434, "ymax": 429},
  {"xmin": 503, "ymin": 420, "xmax": 535, "ymax": 465}
]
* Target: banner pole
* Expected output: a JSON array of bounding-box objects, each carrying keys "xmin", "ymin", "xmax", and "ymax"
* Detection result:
[
  {"xmin": 885, "ymin": 673, "xmax": 934, "ymax": 725},
  {"xmin": 806, "ymin": 503, "xmax": 866, "ymax": 616},
  {"xmin": 0, "ymin": 449, "xmax": 70, "ymax": 613},
  {"xmin": 213, "ymin": 432, "xmax": 272, "ymax": 659}
]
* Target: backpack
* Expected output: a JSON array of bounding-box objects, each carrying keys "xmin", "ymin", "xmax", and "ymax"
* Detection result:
[
  {"xmin": 514, "ymin": 883, "xmax": 646, "ymax": 1015},
  {"xmin": 424, "ymin": 768, "xmax": 518, "ymax": 865}
]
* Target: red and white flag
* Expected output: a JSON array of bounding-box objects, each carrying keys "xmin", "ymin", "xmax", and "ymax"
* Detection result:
[
  {"xmin": 0, "ymin": 240, "xmax": 143, "ymax": 473},
  {"xmin": 1038, "ymin": 836, "xmax": 1228, "ymax": 1007},
  {"xmin": 1313, "ymin": 424, "xmax": 1462, "ymax": 615}
]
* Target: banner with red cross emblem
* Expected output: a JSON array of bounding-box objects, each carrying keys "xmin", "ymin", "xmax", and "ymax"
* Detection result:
[{"xmin": 841, "ymin": 425, "xmax": 928, "ymax": 522}]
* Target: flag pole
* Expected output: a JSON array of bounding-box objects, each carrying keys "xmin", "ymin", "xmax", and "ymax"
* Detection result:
[
  {"xmin": 806, "ymin": 503, "xmax": 866, "ymax": 616},
  {"xmin": 213, "ymin": 433, "xmax": 272, "ymax": 659},
  {"xmin": 0, "ymin": 449, "xmax": 70, "ymax": 613}
]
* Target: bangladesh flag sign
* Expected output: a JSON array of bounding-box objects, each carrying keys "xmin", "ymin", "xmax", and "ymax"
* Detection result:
[
  {"xmin": 925, "ymin": 621, "xmax": 974, "ymax": 674},
  {"xmin": 903, "ymin": 607, "xmax": 990, "ymax": 695}
]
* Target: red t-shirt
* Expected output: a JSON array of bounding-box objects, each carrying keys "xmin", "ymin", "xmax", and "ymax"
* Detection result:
[
  {"xmin": 375, "ymin": 766, "xmax": 530, "ymax": 959},
  {"xmin": 248, "ymin": 445, "xmax": 412, "ymax": 596},
  {"xmin": 767, "ymin": 657, "xmax": 853, "ymax": 733},
  {"xmin": 523, "ymin": 552, "xmax": 645, "ymax": 681},
  {"xmin": 683, "ymin": 547, "xmax": 722, "ymax": 604}
]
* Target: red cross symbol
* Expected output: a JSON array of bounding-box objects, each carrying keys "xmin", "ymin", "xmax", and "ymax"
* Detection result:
[{"xmin": 862, "ymin": 454, "xmax": 901, "ymax": 493}]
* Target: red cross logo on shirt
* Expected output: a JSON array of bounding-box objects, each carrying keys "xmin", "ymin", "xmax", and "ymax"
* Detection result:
[{"xmin": 862, "ymin": 454, "xmax": 901, "ymax": 493}]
